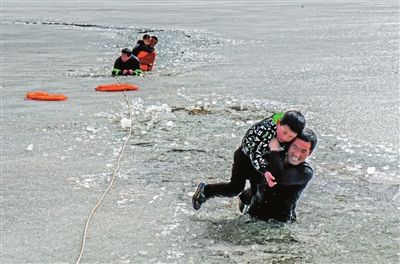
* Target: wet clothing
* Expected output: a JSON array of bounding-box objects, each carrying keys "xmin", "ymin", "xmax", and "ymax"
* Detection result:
[
  {"xmin": 241, "ymin": 112, "xmax": 289, "ymax": 177},
  {"xmin": 204, "ymin": 148, "xmax": 265, "ymax": 198},
  {"xmin": 132, "ymin": 40, "xmax": 154, "ymax": 56},
  {"xmin": 241, "ymin": 151, "xmax": 313, "ymax": 222},
  {"xmin": 112, "ymin": 56, "xmax": 140, "ymax": 76},
  {"xmin": 204, "ymin": 112, "xmax": 289, "ymax": 200}
]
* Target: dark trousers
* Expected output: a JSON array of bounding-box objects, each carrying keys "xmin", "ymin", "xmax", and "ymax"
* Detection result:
[{"xmin": 204, "ymin": 148, "xmax": 264, "ymax": 198}]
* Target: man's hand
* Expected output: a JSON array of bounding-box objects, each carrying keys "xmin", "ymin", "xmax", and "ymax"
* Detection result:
[
  {"xmin": 122, "ymin": 69, "xmax": 128, "ymax": 75},
  {"xmin": 269, "ymin": 138, "xmax": 280, "ymax": 151},
  {"xmin": 128, "ymin": 69, "xmax": 134, "ymax": 75},
  {"xmin": 264, "ymin": 171, "xmax": 277, "ymax": 187}
]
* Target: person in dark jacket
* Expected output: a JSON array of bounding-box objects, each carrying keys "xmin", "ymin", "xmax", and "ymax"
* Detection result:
[
  {"xmin": 239, "ymin": 127, "xmax": 318, "ymax": 222},
  {"xmin": 132, "ymin": 34, "xmax": 154, "ymax": 57},
  {"xmin": 112, "ymin": 48, "xmax": 142, "ymax": 76},
  {"xmin": 192, "ymin": 110, "xmax": 306, "ymax": 211}
]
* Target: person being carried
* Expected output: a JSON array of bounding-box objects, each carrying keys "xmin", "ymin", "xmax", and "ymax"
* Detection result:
[
  {"xmin": 192, "ymin": 110, "xmax": 306, "ymax": 211},
  {"xmin": 132, "ymin": 34, "xmax": 154, "ymax": 57},
  {"xmin": 112, "ymin": 48, "xmax": 143, "ymax": 76},
  {"xmin": 135, "ymin": 36, "xmax": 158, "ymax": 71},
  {"xmin": 239, "ymin": 128, "xmax": 318, "ymax": 222}
]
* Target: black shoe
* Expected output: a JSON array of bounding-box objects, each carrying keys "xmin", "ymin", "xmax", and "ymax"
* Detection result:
[{"xmin": 192, "ymin": 182, "xmax": 208, "ymax": 210}]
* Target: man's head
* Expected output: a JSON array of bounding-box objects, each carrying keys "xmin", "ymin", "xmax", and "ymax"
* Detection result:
[
  {"xmin": 149, "ymin": 36, "xmax": 158, "ymax": 48},
  {"xmin": 121, "ymin": 48, "xmax": 132, "ymax": 62},
  {"xmin": 143, "ymin": 34, "xmax": 151, "ymax": 45},
  {"xmin": 276, "ymin": 110, "xmax": 306, "ymax": 143},
  {"xmin": 286, "ymin": 128, "xmax": 317, "ymax": 165}
]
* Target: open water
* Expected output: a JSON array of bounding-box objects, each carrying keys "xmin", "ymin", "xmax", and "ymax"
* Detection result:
[{"xmin": 2, "ymin": 0, "xmax": 399, "ymax": 263}]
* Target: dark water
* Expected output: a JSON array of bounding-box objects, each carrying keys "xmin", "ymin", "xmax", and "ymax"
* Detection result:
[{"xmin": 2, "ymin": 1, "xmax": 399, "ymax": 263}]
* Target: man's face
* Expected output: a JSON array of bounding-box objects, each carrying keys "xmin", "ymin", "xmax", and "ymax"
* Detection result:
[
  {"xmin": 286, "ymin": 138, "xmax": 311, "ymax": 165},
  {"xmin": 121, "ymin": 52, "xmax": 130, "ymax": 62},
  {"xmin": 149, "ymin": 38, "xmax": 158, "ymax": 48}
]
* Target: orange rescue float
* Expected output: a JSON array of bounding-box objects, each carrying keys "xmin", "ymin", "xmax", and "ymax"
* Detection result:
[
  {"xmin": 137, "ymin": 51, "xmax": 156, "ymax": 71},
  {"xmin": 95, "ymin": 83, "xmax": 139, "ymax": 92},
  {"xmin": 26, "ymin": 91, "xmax": 68, "ymax": 101}
]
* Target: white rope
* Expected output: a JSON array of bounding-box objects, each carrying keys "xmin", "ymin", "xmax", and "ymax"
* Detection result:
[{"xmin": 75, "ymin": 89, "xmax": 133, "ymax": 264}]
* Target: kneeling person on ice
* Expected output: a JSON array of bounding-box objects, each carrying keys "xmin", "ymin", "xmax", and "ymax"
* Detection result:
[
  {"xmin": 192, "ymin": 110, "xmax": 306, "ymax": 211},
  {"xmin": 112, "ymin": 48, "xmax": 143, "ymax": 76},
  {"xmin": 239, "ymin": 128, "xmax": 317, "ymax": 222}
]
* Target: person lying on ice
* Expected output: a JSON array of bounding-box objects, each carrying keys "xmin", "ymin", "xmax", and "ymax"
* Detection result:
[{"xmin": 112, "ymin": 48, "xmax": 143, "ymax": 76}]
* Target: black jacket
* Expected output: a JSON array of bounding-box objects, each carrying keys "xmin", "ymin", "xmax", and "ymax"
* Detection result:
[
  {"xmin": 132, "ymin": 40, "xmax": 154, "ymax": 56},
  {"xmin": 241, "ymin": 112, "xmax": 289, "ymax": 177},
  {"xmin": 246, "ymin": 151, "xmax": 313, "ymax": 222},
  {"xmin": 112, "ymin": 56, "xmax": 140, "ymax": 76}
]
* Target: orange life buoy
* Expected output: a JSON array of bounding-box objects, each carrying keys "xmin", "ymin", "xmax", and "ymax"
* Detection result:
[
  {"xmin": 26, "ymin": 91, "xmax": 68, "ymax": 101},
  {"xmin": 95, "ymin": 83, "xmax": 139, "ymax": 92},
  {"xmin": 137, "ymin": 51, "xmax": 156, "ymax": 71}
]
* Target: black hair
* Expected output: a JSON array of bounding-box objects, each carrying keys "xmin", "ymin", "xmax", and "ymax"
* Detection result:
[
  {"xmin": 121, "ymin": 48, "xmax": 132, "ymax": 55},
  {"xmin": 143, "ymin": 34, "xmax": 151, "ymax": 40},
  {"xmin": 297, "ymin": 127, "xmax": 318, "ymax": 153},
  {"xmin": 151, "ymin": 36, "xmax": 158, "ymax": 42},
  {"xmin": 280, "ymin": 110, "xmax": 305, "ymax": 135}
]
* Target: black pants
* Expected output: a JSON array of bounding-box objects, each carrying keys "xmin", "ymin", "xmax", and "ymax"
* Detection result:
[{"xmin": 204, "ymin": 148, "xmax": 264, "ymax": 198}]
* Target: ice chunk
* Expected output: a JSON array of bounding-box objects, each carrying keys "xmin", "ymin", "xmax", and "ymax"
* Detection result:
[
  {"xmin": 86, "ymin": 126, "xmax": 97, "ymax": 133},
  {"xmin": 145, "ymin": 104, "xmax": 171, "ymax": 113},
  {"xmin": 117, "ymin": 199, "xmax": 128, "ymax": 206},
  {"xmin": 120, "ymin": 118, "xmax": 132, "ymax": 129},
  {"xmin": 165, "ymin": 121, "xmax": 174, "ymax": 127},
  {"xmin": 26, "ymin": 144, "xmax": 33, "ymax": 151},
  {"xmin": 367, "ymin": 167, "xmax": 376, "ymax": 174}
]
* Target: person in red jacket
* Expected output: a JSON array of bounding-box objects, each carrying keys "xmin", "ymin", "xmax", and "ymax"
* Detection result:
[
  {"xmin": 132, "ymin": 34, "xmax": 154, "ymax": 57},
  {"xmin": 136, "ymin": 36, "xmax": 159, "ymax": 71}
]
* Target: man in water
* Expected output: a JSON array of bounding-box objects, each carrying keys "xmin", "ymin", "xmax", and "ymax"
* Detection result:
[
  {"xmin": 112, "ymin": 48, "xmax": 142, "ymax": 76},
  {"xmin": 149, "ymin": 36, "xmax": 158, "ymax": 49},
  {"xmin": 133, "ymin": 35, "xmax": 158, "ymax": 71},
  {"xmin": 239, "ymin": 128, "xmax": 318, "ymax": 222},
  {"xmin": 192, "ymin": 111, "xmax": 306, "ymax": 211},
  {"xmin": 132, "ymin": 34, "xmax": 154, "ymax": 57}
]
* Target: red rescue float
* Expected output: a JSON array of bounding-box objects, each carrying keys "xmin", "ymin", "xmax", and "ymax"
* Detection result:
[
  {"xmin": 26, "ymin": 91, "xmax": 68, "ymax": 101},
  {"xmin": 95, "ymin": 83, "xmax": 139, "ymax": 92}
]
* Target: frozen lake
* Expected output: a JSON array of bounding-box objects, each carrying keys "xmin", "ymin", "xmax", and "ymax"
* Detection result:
[{"xmin": 2, "ymin": 0, "xmax": 399, "ymax": 263}]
